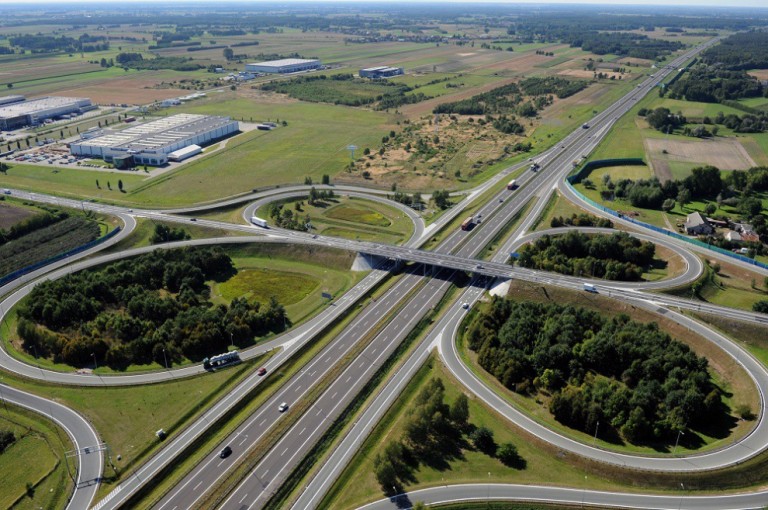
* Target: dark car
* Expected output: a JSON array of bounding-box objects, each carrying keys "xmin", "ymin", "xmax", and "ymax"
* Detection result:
[
  {"xmin": 257, "ymin": 367, "xmax": 267, "ymax": 376},
  {"xmin": 219, "ymin": 446, "xmax": 232, "ymax": 458}
]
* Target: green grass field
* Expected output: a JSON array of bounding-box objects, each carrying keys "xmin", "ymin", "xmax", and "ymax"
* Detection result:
[
  {"xmin": 124, "ymin": 96, "xmax": 399, "ymax": 206},
  {"xmin": 256, "ymin": 195, "xmax": 414, "ymax": 245},
  {"xmin": 0, "ymin": 403, "xmax": 73, "ymax": 510},
  {"xmin": 0, "ymin": 358, "xmax": 258, "ymax": 503},
  {"xmin": 214, "ymin": 243, "xmax": 363, "ymax": 326}
]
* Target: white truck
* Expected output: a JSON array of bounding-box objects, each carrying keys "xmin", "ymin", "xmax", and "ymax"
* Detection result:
[{"xmin": 251, "ymin": 216, "xmax": 268, "ymax": 228}]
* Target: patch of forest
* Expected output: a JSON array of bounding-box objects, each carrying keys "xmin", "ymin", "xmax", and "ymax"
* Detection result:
[
  {"xmin": 259, "ymin": 73, "xmax": 434, "ymax": 109},
  {"xmin": 667, "ymin": 65, "xmax": 765, "ymax": 103},
  {"xmin": 700, "ymin": 31, "xmax": 768, "ymax": 71},
  {"xmin": 516, "ymin": 231, "xmax": 656, "ymax": 281},
  {"xmin": 432, "ymin": 77, "xmax": 587, "ymax": 135},
  {"xmin": 115, "ymin": 52, "xmax": 203, "ymax": 72},
  {"xmin": 465, "ymin": 299, "xmax": 726, "ymax": 445},
  {"xmin": 16, "ymin": 248, "xmax": 289, "ymax": 369}
]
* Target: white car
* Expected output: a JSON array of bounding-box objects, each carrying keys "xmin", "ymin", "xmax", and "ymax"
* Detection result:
[
  {"xmin": 462, "ymin": 303, "xmax": 469, "ymax": 310},
  {"xmin": 278, "ymin": 402, "xmax": 289, "ymax": 412}
]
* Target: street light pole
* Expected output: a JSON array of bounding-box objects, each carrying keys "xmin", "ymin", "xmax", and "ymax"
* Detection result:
[
  {"xmin": 678, "ymin": 482, "xmax": 685, "ymax": 510},
  {"xmin": 91, "ymin": 352, "xmax": 97, "ymax": 372},
  {"xmin": 674, "ymin": 429, "xmax": 685, "ymax": 456},
  {"xmin": 593, "ymin": 421, "xmax": 600, "ymax": 446},
  {"xmin": 162, "ymin": 348, "xmax": 168, "ymax": 370}
]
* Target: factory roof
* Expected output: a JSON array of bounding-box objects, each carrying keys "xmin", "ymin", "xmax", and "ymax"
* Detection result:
[
  {"xmin": 72, "ymin": 114, "xmax": 234, "ymax": 152},
  {"xmin": 248, "ymin": 58, "xmax": 319, "ymax": 67},
  {"xmin": 0, "ymin": 96, "xmax": 90, "ymax": 118}
]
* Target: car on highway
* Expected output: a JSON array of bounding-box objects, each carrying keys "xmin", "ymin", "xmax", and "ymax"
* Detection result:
[
  {"xmin": 278, "ymin": 402, "xmax": 289, "ymax": 412},
  {"xmin": 462, "ymin": 302, "xmax": 469, "ymax": 309},
  {"xmin": 190, "ymin": 218, "xmax": 197, "ymax": 222},
  {"xmin": 257, "ymin": 367, "xmax": 267, "ymax": 376},
  {"xmin": 219, "ymin": 446, "xmax": 232, "ymax": 458}
]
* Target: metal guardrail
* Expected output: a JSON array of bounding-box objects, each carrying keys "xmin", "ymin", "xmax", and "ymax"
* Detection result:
[{"xmin": 564, "ymin": 174, "xmax": 768, "ymax": 271}]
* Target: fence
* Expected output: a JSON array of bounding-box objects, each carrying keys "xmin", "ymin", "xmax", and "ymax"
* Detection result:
[
  {"xmin": 564, "ymin": 163, "xmax": 768, "ymax": 271},
  {"xmin": 0, "ymin": 226, "xmax": 122, "ymax": 287}
]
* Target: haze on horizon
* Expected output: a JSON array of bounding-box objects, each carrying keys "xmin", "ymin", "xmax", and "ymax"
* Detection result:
[{"xmin": 0, "ymin": 0, "xmax": 765, "ymax": 7}]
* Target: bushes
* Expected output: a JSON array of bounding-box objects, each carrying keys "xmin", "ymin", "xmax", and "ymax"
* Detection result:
[
  {"xmin": 0, "ymin": 430, "xmax": 15, "ymax": 453},
  {"xmin": 465, "ymin": 299, "xmax": 720, "ymax": 444}
]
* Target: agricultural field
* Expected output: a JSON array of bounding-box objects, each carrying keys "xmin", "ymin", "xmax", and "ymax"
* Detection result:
[{"xmin": 0, "ymin": 200, "xmax": 114, "ymax": 279}]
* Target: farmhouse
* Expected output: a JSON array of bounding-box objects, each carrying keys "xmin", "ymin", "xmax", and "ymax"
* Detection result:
[
  {"xmin": 245, "ymin": 58, "xmax": 321, "ymax": 74},
  {"xmin": 359, "ymin": 66, "xmax": 404, "ymax": 79},
  {"xmin": 725, "ymin": 231, "xmax": 743, "ymax": 243},
  {"xmin": 684, "ymin": 212, "xmax": 714, "ymax": 235},
  {"xmin": 70, "ymin": 114, "xmax": 238, "ymax": 168},
  {"xmin": 0, "ymin": 96, "xmax": 94, "ymax": 130}
]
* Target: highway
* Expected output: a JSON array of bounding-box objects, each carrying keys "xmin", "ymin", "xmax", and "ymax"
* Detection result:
[{"xmin": 3, "ymin": 33, "xmax": 768, "ymax": 510}]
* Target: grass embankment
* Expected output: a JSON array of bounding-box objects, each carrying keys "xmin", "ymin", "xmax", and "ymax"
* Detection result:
[
  {"xmin": 213, "ymin": 243, "xmax": 363, "ymax": 327},
  {"xmin": 0, "ymin": 402, "xmax": 73, "ymax": 510},
  {"xmin": 98, "ymin": 218, "xmax": 240, "ymax": 255},
  {"xmin": 530, "ymin": 191, "xmax": 592, "ymax": 232},
  {"xmin": 255, "ymin": 195, "xmax": 414, "ymax": 245},
  {"xmin": 0, "ymin": 357, "xmax": 256, "ymax": 503},
  {"xmin": 662, "ymin": 258, "xmax": 768, "ymax": 312},
  {"xmin": 420, "ymin": 163, "xmax": 528, "ymax": 251},
  {"xmin": 461, "ymin": 279, "xmax": 759, "ymax": 456}
]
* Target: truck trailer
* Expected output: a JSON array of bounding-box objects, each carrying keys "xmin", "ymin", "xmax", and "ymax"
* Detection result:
[
  {"xmin": 506, "ymin": 179, "xmax": 517, "ymax": 190},
  {"xmin": 251, "ymin": 216, "xmax": 268, "ymax": 228},
  {"xmin": 460, "ymin": 216, "xmax": 474, "ymax": 231}
]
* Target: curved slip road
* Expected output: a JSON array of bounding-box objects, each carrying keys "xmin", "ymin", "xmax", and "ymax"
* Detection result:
[
  {"xmin": 357, "ymin": 484, "xmax": 768, "ymax": 510},
  {"xmin": 509, "ymin": 226, "xmax": 704, "ymax": 290}
]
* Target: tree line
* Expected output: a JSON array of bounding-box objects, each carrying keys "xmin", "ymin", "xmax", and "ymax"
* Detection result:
[
  {"xmin": 667, "ymin": 65, "xmax": 765, "ymax": 103},
  {"xmin": 16, "ymin": 248, "xmax": 289, "ymax": 369},
  {"xmin": 517, "ymin": 231, "xmax": 656, "ymax": 281},
  {"xmin": 700, "ymin": 31, "xmax": 768, "ymax": 71},
  {"xmin": 596, "ymin": 165, "xmax": 767, "ymax": 242},
  {"xmin": 465, "ymin": 299, "xmax": 722, "ymax": 444},
  {"xmin": 373, "ymin": 377, "xmax": 523, "ymax": 494}
]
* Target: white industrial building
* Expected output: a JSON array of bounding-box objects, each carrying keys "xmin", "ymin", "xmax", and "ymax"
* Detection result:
[
  {"xmin": 70, "ymin": 114, "xmax": 238, "ymax": 168},
  {"xmin": 245, "ymin": 58, "xmax": 321, "ymax": 74},
  {"xmin": 359, "ymin": 66, "xmax": 404, "ymax": 79},
  {"xmin": 0, "ymin": 96, "xmax": 94, "ymax": 130}
]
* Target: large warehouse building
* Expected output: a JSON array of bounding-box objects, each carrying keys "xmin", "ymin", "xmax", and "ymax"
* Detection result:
[
  {"xmin": 359, "ymin": 66, "xmax": 404, "ymax": 79},
  {"xmin": 70, "ymin": 114, "xmax": 239, "ymax": 168},
  {"xmin": 0, "ymin": 96, "xmax": 94, "ymax": 130},
  {"xmin": 245, "ymin": 58, "xmax": 321, "ymax": 74}
]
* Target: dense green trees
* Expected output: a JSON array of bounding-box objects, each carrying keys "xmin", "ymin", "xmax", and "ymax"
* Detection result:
[
  {"xmin": 669, "ymin": 65, "xmax": 763, "ymax": 103},
  {"xmin": 150, "ymin": 224, "xmax": 191, "ymax": 244},
  {"xmin": 17, "ymin": 248, "xmax": 289, "ymax": 369},
  {"xmin": 550, "ymin": 213, "xmax": 613, "ymax": 228},
  {"xmin": 700, "ymin": 32, "xmax": 768, "ymax": 71},
  {"xmin": 465, "ymin": 299, "xmax": 721, "ymax": 444},
  {"xmin": 517, "ymin": 231, "xmax": 656, "ymax": 281}
]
